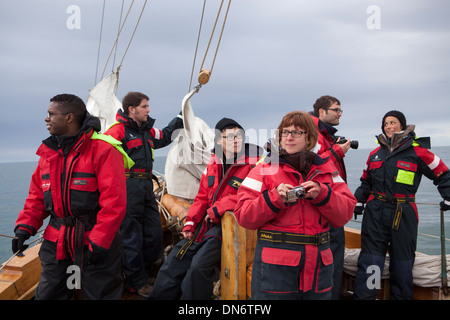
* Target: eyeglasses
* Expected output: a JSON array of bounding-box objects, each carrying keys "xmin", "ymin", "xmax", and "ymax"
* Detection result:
[
  {"xmin": 328, "ymin": 108, "xmax": 343, "ymax": 114},
  {"xmin": 281, "ymin": 130, "xmax": 307, "ymax": 138},
  {"xmin": 47, "ymin": 112, "xmax": 69, "ymax": 118},
  {"xmin": 222, "ymin": 133, "xmax": 244, "ymax": 141}
]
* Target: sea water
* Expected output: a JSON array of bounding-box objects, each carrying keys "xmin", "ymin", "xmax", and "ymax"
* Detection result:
[{"xmin": 0, "ymin": 147, "xmax": 449, "ymax": 264}]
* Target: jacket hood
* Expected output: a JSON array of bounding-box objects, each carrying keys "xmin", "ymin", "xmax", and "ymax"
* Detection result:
[
  {"xmin": 376, "ymin": 124, "xmax": 416, "ymax": 152},
  {"xmin": 82, "ymin": 111, "xmax": 101, "ymax": 133}
]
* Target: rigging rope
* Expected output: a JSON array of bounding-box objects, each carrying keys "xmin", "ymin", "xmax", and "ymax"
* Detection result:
[
  {"xmin": 193, "ymin": 0, "xmax": 232, "ymax": 86},
  {"xmin": 112, "ymin": 0, "xmax": 126, "ymax": 70},
  {"xmin": 188, "ymin": 0, "xmax": 207, "ymax": 93},
  {"xmin": 98, "ymin": 0, "xmax": 148, "ymax": 81},
  {"xmin": 118, "ymin": 0, "xmax": 148, "ymax": 68},
  {"xmin": 94, "ymin": 0, "xmax": 107, "ymax": 85},
  {"xmin": 99, "ymin": 0, "xmax": 135, "ymax": 80},
  {"xmin": 0, "ymin": 231, "xmax": 44, "ymax": 272},
  {"xmin": 206, "ymin": 0, "xmax": 232, "ymax": 75}
]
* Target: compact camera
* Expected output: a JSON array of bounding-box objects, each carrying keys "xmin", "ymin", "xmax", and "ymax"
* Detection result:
[
  {"xmin": 336, "ymin": 136, "xmax": 359, "ymax": 150},
  {"xmin": 287, "ymin": 186, "xmax": 306, "ymax": 202}
]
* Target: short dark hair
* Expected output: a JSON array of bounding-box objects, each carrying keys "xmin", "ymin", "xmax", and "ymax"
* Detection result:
[
  {"xmin": 313, "ymin": 95, "xmax": 340, "ymax": 117},
  {"xmin": 122, "ymin": 91, "xmax": 149, "ymax": 115},
  {"xmin": 50, "ymin": 94, "xmax": 86, "ymax": 126}
]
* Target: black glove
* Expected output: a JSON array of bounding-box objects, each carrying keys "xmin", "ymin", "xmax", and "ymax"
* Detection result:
[
  {"xmin": 440, "ymin": 200, "xmax": 450, "ymax": 212},
  {"xmin": 354, "ymin": 203, "xmax": 365, "ymax": 220},
  {"xmin": 88, "ymin": 242, "xmax": 108, "ymax": 265},
  {"xmin": 12, "ymin": 229, "xmax": 31, "ymax": 255}
]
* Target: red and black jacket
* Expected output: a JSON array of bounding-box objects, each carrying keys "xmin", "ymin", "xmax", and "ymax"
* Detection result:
[
  {"xmin": 355, "ymin": 131, "xmax": 450, "ymax": 221},
  {"xmin": 182, "ymin": 143, "xmax": 263, "ymax": 242},
  {"xmin": 235, "ymin": 153, "xmax": 356, "ymax": 292},
  {"xmin": 105, "ymin": 109, "xmax": 183, "ymax": 175},
  {"xmin": 15, "ymin": 113, "xmax": 127, "ymax": 264},
  {"xmin": 312, "ymin": 115, "xmax": 347, "ymax": 182}
]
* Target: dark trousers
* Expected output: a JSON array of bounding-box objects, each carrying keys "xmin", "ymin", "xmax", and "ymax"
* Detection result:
[
  {"xmin": 149, "ymin": 224, "xmax": 222, "ymax": 300},
  {"xmin": 329, "ymin": 225, "xmax": 345, "ymax": 300},
  {"xmin": 121, "ymin": 179, "xmax": 163, "ymax": 290},
  {"xmin": 35, "ymin": 236, "xmax": 123, "ymax": 300},
  {"xmin": 354, "ymin": 202, "xmax": 418, "ymax": 300}
]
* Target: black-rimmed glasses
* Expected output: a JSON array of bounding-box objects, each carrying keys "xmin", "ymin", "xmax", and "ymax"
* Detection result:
[{"xmin": 281, "ymin": 130, "xmax": 307, "ymax": 138}]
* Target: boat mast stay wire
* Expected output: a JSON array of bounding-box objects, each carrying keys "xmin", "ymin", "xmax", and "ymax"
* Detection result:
[
  {"xmin": 112, "ymin": 0, "xmax": 126, "ymax": 70},
  {"xmin": 117, "ymin": 0, "xmax": 148, "ymax": 71},
  {"xmin": 94, "ymin": 0, "xmax": 148, "ymax": 83},
  {"xmin": 94, "ymin": 0, "xmax": 107, "ymax": 85}
]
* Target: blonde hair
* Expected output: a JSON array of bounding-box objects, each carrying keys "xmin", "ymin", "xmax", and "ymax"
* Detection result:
[{"xmin": 275, "ymin": 111, "xmax": 318, "ymax": 152}]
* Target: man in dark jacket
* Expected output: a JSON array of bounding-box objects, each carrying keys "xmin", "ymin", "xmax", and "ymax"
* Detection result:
[
  {"xmin": 149, "ymin": 118, "xmax": 262, "ymax": 299},
  {"xmin": 13, "ymin": 94, "xmax": 128, "ymax": 299},
  {"xmin": 105, "ymin": 91, "xmax": 183, "ymax": 297}
]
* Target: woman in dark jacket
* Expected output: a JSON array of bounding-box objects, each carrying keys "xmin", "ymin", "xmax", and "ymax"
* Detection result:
[{"xmin": 353, "ymin": 110, "xmax": 450, "ymax": 300}]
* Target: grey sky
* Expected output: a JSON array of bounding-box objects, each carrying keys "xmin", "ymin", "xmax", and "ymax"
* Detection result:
[{"xmin": 1, "ymin": 0, "xmax": 449, "ymax": 163}]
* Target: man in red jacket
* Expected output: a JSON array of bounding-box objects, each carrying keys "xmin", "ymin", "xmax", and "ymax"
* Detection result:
[
  {"xmin": 311, "ymin": 95, "xmax": 352, "ymax": 299},
  {"xmin": 104, "ymin": 91, "xmax": 183, "ymax": 297},
  {"xmin": 13, "ymin": 94, "xmax": 127, "ymax": 299},
  {"xmin": 149, "ymin": 118, "xmax": 262, "ymax": 299}
]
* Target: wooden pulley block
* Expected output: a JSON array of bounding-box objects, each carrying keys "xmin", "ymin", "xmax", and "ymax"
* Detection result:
[{"xmin": 198, "ymin": 69, "xmax": 211, "ymax": 85}]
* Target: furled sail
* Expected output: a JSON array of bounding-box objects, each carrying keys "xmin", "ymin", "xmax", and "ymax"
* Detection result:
[
  {"xmin": 164, "ymin": 88, "xmax": 214, "ymax": 200},
  {"xmin": 86, "ymin": 68, "xmax": 121, "ymax": 133}
]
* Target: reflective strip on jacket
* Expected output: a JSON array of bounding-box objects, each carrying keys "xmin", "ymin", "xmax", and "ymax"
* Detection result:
[
  {"xmin": 15, "ymin": 127, "xmax": 127, "ymax": 261},
  {"xmin": 235, "ymin": 154, "xmax": 356, "ymax": 291},
  {"xmin": 104, "ymin": 109, "xmax": 183, "ymax": 175},
  {"xmin": 182, "ymin": 143, "xmax": 262, "ymax": 241},
  {"xmin": 355, "ymin": 131, "xmax": 450, "ymax": 221}
]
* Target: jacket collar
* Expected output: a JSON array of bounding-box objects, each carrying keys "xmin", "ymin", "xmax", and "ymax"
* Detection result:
[
  {"xmin": 264, "ymin": 149, "xmax": 327, "ymax": 167},
  {"xmin": 116, "ymin": 108, "xmax": 155, "ymax": 131},
  {"xmin": 311, "ymin": 115, "xmax": 338, "ymax": 137},
  {"xmin": 39, "ymin": 112, "xmax": 100, "ymax": 156},
  {"xmin": 211, "ymin": 143, "xmax": 263, "ymax": 165},
  {"xmin": 377, "ymin": 124, "xmax": 416, "ymax": 153}
]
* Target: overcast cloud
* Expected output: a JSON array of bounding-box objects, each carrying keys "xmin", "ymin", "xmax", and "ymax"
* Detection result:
[{"xmin": 0, "ymin": 0, "xmax": 449, "ymax": 163}]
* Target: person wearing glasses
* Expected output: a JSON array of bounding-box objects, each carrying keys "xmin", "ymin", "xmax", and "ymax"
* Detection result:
[
  {"xmin": 353, "ymin": 110, "xmax": 450, "ymax": 299},
  {"xmin": 104, "ymin": 91, "xmax": 183, "ymax": 298},
  {"xmin": 149, "ymin": 117, "xmax": 262, "ymax": 299},
  {"xmin": 235, "ymin": 111, "xmax": 356, "ymax": 300},
  {"xmin": 13, "ymin": 94, "xmax": 128, "ymax": 299},
  {"xmin": 311, "ymin": 95, "xmax": 351, "ymax": 299}
]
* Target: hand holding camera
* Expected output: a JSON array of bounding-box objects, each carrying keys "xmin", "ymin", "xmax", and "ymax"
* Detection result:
[
  {"xmin": 335, "ymin": 136, "xmax": 359, "ymax": 151},
  {"xmin": 276, "ymin": 181, "xmax": 320, "ymax": 203}
]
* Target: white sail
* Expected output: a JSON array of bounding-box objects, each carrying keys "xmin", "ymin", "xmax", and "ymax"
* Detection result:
[
  {"xmin": 86, "ymin": 68, "xmax": 122, "ymax": 133},
  {"xmin": 165, "ymin": 88, "xmax": 214, "ymax": 200}
]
